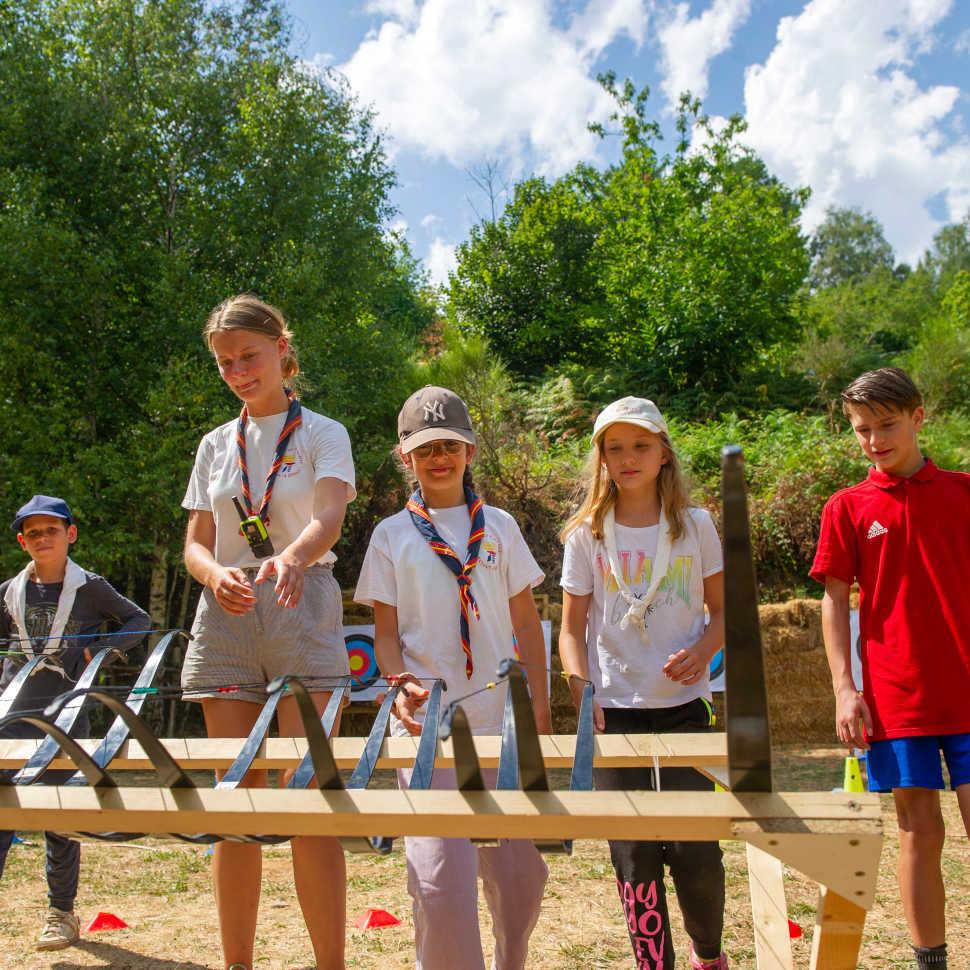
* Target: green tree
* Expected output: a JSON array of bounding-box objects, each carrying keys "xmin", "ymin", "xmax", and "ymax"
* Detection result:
[
  {"xmin": 447, "ymin": 169, "xmax": 607, "ymax": 375},
  {"xmin": 794, "ymin": 212, "xmax": 962, "ymax": 407},
  {"xmin": 796, "ymin": 268, "xmax": 922, "ymax": 405},
  {"xmin": 0, "ymin": 0, "xmax": 431, "ymax": 628},
  {"xmin": 919, "ymin": 215, "xmax": 970, "ymax": 293},
  {"xmin": 807, "ymin": 206, "xmax": 895, "ymax": 290},
  {"xmin": 448, "ymin": 81, "xmax": 809, "ymax": 402},
  {"xmin": 593, "ymin": 98, "xmax": 809, "ymax": 395},
  {"xmin": 907, "ymin": 270, "xmax": 970, "ymax": 411}
]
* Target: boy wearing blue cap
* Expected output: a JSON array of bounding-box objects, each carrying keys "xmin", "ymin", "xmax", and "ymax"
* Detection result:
[{"xmin": 0, "ymin": 494, "xmax": 149, "ymax": 950}]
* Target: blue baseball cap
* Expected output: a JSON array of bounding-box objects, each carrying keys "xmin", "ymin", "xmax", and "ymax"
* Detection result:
[{"xmin": 11, "ymin": 495, "xmax": 74, "ymax": 533}]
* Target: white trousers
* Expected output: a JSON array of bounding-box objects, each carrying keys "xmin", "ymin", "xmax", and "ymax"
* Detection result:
[{"xmin": 400, "ymin": 767, "xmax": 548, "ymax": 970}]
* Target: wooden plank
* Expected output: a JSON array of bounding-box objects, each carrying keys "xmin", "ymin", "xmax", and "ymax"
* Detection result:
[
  {"xmin": 746, "ymin": 844, "xmax": 794, "ymax": 970},
  {"xmin": 0, "ymin": 732, "xmax": 728, "ymax": 771},
  {"xmin": 809, "ymin": 886, "xmax": 867, "ymax": 970},
  {"xmin": 738, "ymin": 831, "xmax": 882, "ymax": 911},
  {"xmin": 699, "ymin": 765, "xmax": 730, "ymax": 790},
  {"xmin": 586, "ymin": 733, "xmax": 641, "ymax": 764},
  {"xmin": 0, "ymin": 788, "xmax": 882, "ymax": 841}
]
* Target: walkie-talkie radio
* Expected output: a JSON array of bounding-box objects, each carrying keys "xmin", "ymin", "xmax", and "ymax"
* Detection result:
[{"xmin": 232, "ymin": 496, "xmax": 275, "ymax": 559}]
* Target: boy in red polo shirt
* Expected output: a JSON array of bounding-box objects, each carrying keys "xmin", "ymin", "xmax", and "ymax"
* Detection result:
[{"xmin": 811, "ymin": 367, "xmax": 970, "ymax": 970}]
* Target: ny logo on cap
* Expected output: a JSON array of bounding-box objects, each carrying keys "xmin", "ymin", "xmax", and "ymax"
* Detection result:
[{"xmin": 423, "ymin": 400, "xmax": 446, "ymax": 423}]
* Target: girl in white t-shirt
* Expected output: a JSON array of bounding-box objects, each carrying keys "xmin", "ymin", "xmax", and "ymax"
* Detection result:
[
  {"xmin": 354, "ymin": 385, "xmax": 551, "ymax": 970},
  {"xmin": 182, "ymin": 294, "xmax": 354, "ymax": 970},
  {"xmin": 559, "ymin": 397, "xmax": 728, "ymax": 970}
]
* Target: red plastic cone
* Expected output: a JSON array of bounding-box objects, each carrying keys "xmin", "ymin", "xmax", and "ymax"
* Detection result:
[
  {"xmin": 86, "ymin": 911, "xmax": 129, "ymax": 932},
  {"xmin": 788, "ymin": 918, "xmax": 803, "ymax": 939},
  {"xmin": 354, "ymin": 908, "xmax": 401, "ymax": 930}
]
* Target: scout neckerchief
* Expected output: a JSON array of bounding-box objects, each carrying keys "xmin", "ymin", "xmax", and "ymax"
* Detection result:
[
  {"xmin": 3, "ymin": 558, "xmax": 88, "ymax": 678},
  {"xmin": 236, "ymin": 389, "xmax": 302, "ymax": 526},
  {"xmin": 602, "ymin": 504, "xmax": 673, "ymax": 646},
  {"xmin": 407, "ymin": 485, "xmax": 485, "ymax": 678}
]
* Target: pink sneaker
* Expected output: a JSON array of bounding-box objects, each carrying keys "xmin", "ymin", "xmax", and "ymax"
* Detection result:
[{"xmin": 689, "ymin": 943, "xmax": 729, "ymax": 969}]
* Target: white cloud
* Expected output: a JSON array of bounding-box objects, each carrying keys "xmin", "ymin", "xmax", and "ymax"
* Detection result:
[
  {"xmin": 340, "ymin": 0, "xmax": 649, "ymax": 175},
  {"xmin": 568, "ymin": 0, "xmax": 649, "ymax": 56},
  {"xmin": 742, "ymin": 0, "xmax": 970, "ymax": 262},
  {"xmin": 955, "ymin": 27, "xmax": 970, "ymax": 54},
  {"xmin": 427, "ymin": 237, "xmax": 458, "ymax": 287},
  {"xmin": 657, "ymin": 0, "xmax": 752, "ymax": 107},
  {"xmin": 365, "ymin": 0, "xmax": 420, "ymax": 26},
  {"xmin": 420, "ymin": 213, "xmax": 442, "ymax": 230},
  {"xmin": 301, "ymin": 51, "xmax": 335, "ymax": 73}
]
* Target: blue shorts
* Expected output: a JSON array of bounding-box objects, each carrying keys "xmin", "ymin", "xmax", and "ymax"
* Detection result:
[{"xmin": 866, "ymin": 733, "xmax": 970, "ymax": 792}]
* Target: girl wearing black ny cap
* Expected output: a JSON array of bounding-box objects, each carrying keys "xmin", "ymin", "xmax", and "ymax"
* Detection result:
[
  {"xmin": 354, "ymin": 385, "xmax": 551, "ymax": 970},
  {"xmin": 182, "ymin": 294, "xmax": 354, "ymax": 970}
]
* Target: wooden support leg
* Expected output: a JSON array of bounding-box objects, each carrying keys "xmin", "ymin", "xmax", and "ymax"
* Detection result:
[
  {"xmin": 746, "ymin": 843, "xmax": 794, "ymax": 970},
  {"xmin": 809, "ymin": 886, "xmax": 866, "ymax": 970}
]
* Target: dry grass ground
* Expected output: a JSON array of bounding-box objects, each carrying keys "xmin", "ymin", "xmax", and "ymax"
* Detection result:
[{"xmin": 0, "ymin": 745, "xmax": 966, "ymax": 969}]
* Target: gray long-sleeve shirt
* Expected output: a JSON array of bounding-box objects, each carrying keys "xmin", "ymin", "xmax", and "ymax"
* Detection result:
[{"xmin": 0, "ymin": 569, "xmax": 150, "ymax": 733}]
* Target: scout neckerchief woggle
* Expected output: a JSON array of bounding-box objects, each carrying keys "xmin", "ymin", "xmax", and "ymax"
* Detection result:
[
  {"xmin": 233, "ymin": 389, "xmax": 302, "ymax": 559},
  {"xmin": 602, "ymin": 504, "xmax": 673, "ymax": 645},
  {"xmin": 407, "ymin": 485, "xmax": 485, "ymax": 678}
]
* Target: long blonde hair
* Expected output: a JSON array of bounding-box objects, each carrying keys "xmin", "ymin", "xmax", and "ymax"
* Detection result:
[
  {"xmin": 561, "ymin": 429, "xmax": 692, "ymax": 542},
  {"xmin": 203, "ymin": 294, "xmax": 300, "ymax": 388}
]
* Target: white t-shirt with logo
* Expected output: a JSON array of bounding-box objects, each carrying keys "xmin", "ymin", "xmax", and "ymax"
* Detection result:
[
  {"xmin": 561, "ymin": 507, "xmax": 722, "ymax": 709},
  {"xmin": 183, "ymin": 407, "xmax": 356, "ymax": 569},
  {"xmin": 354, "ymin": 503, "xmax": 543, "ymax": 735}
]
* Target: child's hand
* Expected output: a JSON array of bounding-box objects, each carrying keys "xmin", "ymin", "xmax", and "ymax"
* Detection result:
[
  {"xmin": 254, "ymin": 554, "xmax": 304, "ymax": 608},
  {"xmin": 663, "ymin": 646, "xmax": 708, "ymax": 685},
  {"xmin": 835, "ymin": 687, "xmax": 872, "ymax": 750},
  {"xmin": 391, "ymin": 675, "xmax": 430, "ymax": 736},
  {"xmin": 209, "ymin": 566, "xmax": 257, "ymax": 616}
]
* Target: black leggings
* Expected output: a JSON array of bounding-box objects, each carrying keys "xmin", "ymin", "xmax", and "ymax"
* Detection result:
[{"xmin": 596, "ymin": 701, "xmax": 725, "ymax": 969}]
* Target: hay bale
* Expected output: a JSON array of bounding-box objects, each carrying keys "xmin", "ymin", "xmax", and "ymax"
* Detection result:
[{"xmin": 759, "ymin": 599, "xmax": 835, "ymax": 743}]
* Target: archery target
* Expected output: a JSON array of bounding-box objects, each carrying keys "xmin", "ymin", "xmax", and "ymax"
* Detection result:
[
  {"xmin": 344, "ymin": 628, "xmax": 380, "ymax": 695},
  {"xmin": 708, "ymin": 648, "xmax": 725, "ymax": 692}
]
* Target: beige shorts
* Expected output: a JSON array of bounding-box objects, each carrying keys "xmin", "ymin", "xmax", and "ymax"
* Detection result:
[{"xmin": 181, "ymin": 565, "xmax": 350, "ymax": 703}]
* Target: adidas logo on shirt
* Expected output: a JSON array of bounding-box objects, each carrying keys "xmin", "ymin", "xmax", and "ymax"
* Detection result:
[{"xmin": 866, "ymin": 520, "xmax": 888, "ymax": 540}]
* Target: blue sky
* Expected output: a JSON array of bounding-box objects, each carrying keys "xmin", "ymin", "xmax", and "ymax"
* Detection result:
[{"xmin": 286, "ymin": 0, "xmax": 970, "ymax": 284}]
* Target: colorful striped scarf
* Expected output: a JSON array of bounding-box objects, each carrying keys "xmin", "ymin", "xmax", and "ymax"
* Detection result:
[
  {"xmin": 236, "ymin": 389, "xmax": 302, "ymax": 525},
  {"xmin": 406, "ymin": 485, "xmax": 485, "ymax": 678}
]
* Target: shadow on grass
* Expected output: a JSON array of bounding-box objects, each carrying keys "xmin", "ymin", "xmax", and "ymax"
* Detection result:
[{"xmin": 50, "ymin": 938, "xmax": 210, "ymax": 969}]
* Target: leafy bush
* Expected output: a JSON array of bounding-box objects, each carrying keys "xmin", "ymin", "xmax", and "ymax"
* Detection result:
[
  {"xmin": 395, "ymin": 327, "xmax": 969, "ymax": 601},
  {"xmin": 906, "ymin": 271, "xmax": 970, "ymax": 412},
  {"xmin": 672, "ymin": 412, "xmax": 868, "ymax": 597}
]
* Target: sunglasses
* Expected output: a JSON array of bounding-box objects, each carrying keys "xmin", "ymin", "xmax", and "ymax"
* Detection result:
[{"xmin": 410, "ymin": 440, "xmax": 466, "ymax": 460}]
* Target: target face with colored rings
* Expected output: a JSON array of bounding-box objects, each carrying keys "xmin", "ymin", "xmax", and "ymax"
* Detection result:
[{"xmin": 345, "ymin": 632, "xmax": 380, "ymax": 693}]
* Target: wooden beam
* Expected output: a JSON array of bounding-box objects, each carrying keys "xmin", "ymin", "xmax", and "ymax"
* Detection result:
[
  {"xmin": 809, "ymin": 886, "xmax": 867, "ymax": 970},
  {"xmin": 738, "ymin": 830, "xmax": 882, "ymax": 911},
  {"xmin": 0, "ymin": 787, "xmax": 880, "ymax": 842},
  {"xmin": 746, "ymin": 844, "xmax": 794, "ymax": 970},
  {"xmin": 0, "ymin": 732, "xmax": 728, "ymax": 772}
]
